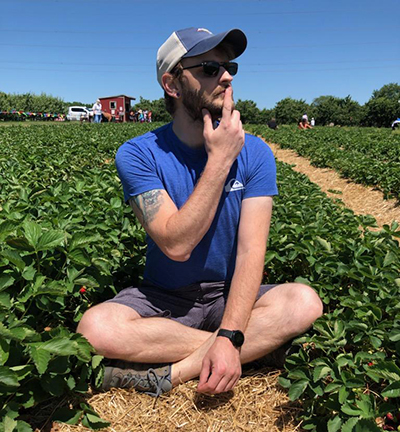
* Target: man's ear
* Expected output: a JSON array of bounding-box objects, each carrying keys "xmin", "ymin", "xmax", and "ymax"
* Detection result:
[{"xmin": 162, "ymin": 73, "xmax": 181, "ymax": 99}]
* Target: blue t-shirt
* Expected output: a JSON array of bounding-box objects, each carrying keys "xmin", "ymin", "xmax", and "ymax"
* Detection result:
[{"xmin": 115, "ymin": 122, "xmax": 278, "ymax": 290}]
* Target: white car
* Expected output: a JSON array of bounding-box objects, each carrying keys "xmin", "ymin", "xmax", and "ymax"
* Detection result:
[{"xmin": 66, "ymin": 106, "xmax": 90, "ymax": 121}]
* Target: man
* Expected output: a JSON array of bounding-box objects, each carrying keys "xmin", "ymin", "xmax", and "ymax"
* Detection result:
[
  {"xmin": 77, "ymin": 27, "xmax": 323, "ymax": 398},
  {"xmin": 299, "ymin": 118, "xmax": 313, "ymax": 130},
  {"xmin": 92, "ymin": 99, "xmax": 102, "ymax": 123},
  {"xmin": 267, "ymin": 117, "xmax": 278, "ymax": 130}
]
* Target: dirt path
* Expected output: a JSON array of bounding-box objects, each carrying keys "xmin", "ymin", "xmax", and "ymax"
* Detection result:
[{"xmin": 265, "ymin": 140, "xmax": 400, "ymax": 229}]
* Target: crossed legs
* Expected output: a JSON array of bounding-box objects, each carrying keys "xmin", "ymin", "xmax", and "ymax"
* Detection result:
[{"xmin": 77, "ymin": 283, "xmax": 323, "ymax": 387}]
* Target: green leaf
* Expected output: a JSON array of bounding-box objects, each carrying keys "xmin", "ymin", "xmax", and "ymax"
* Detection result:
[
  {"xmin": 36, "ymin": 230, "xmax": 65, "ymax": 251},
  {"xmin": 381, "ymin": 381, "xmax": 400, "ymax": 398},
  {"xmin": 92, "ymin": 355, "xmax": 103, "ymax": 369},
  {"xmin": 3, "ymin": 415, "xmax": 17, "ymax": 432},
  {"xmin": 110, "ymin": 197, "xmax": 122, "ymax": 209},
  {"xmin": 313, "ymin": 365, "xmax": 331, "ymax": 381},
  {"xmin": 0, "ymin": 275, "xmax": 15, "ymax": 292},
  {"xmin": 21, "ymin": 264, "xmax": 36, "ymax": 281},
  {"xmin": 341, "ymin": 403, "xmax": 363, "ymax": 416},
  {"xmin": 39, "ymin": 337, "xmax": 77, "ymax": 356},
  {"xmin": 288, "ymin": 379, "xmax": 308, "ymax": 401},
  {"xmin": 1, "ymin": 250, "xmax": 25, "ymax": 271},
  {"xmin": 278, "ymin": 376, "xmax": 291, "ymax": 388},
  {"xmin": 15, "ymin": 420, "xmax": 33, "ymax": 432},
  {"xmin": 388, "ymin": 329, "xmax": 400, "ymax": 342},
  {"xmin": 341, "ymin": 417, "xmax": 358, "ymax": 432},
  {"xmin": 53, "ymin": 408, "xmax": 82, "ymax": 425},
  {"xmin": 383, "ymin": 251, "xmax": 397, "ymax": 267},
  {"xmin": 75, "ymin": 276, "xmax": 99, "ymax": 288},
  {"xmin": 315, "ymin": 236, "xmax": 332, "ymax": 252},
  {"xmin": 325, "ymin": 382, "xmax": 342, "ymax": 393},
  {"xmin": 0, "ymin": 293, "xmax": 11, "ymax": 309},
  {"xmin": 29, "ymin": 347, "xmax": 51, "ymax": 375},
  {"xmin": 368, "ymin": 361, "xmax": 400, "ymax": 381},
  {"xmin": 81, "ymin": 413, "xmax": 110, "ymax": 430},
  {"xmin": 68, "ymin": 249, "xmax": 91, "ymax": 266},
  {"xmin": 10, "ymin": 365, "xmax": 34, "ymax": 381},
  {"xmin": 327, "ymin": 416, "xmax": 342, "ymax": 432},
  {"xmin": 69, "ymin": 233, "xmax": 102, "ymax": 251},
  {"xmin": 0, "ymin": 338, "xmax": 10, "ymax": 365},
  {"xmin": 354, "ymin": 419, "xmax": 381, "ymax": 432},
  {"xmin": 23, "ymin": 221, "xmax": 42, "ymax": 249},
  {"xmin": 0, "ymin": 366, "xmax": 19, "ymax": 388}
]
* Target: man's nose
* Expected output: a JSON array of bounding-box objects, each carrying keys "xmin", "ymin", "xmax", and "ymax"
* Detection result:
[{"xmin": 219, "ymin": 67, "xmax": 234, "ymax": 83}]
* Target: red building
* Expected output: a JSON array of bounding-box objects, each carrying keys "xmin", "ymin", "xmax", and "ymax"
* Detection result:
[{"xmin": 99, "ymin": 95, "xmax": 136, "ymax": 122}]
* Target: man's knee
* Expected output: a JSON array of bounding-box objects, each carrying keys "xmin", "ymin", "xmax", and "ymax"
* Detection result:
[
  {"xmin": 77, "ymin": 303, "xmax": 134, "ymax": 357},
  {"xmin": 77, "ymin": 305, "xmax": 109, "ymax": 350},
  {"xmin": 289, "ymin": 283, "xmax": 323, "ymax": 330}
]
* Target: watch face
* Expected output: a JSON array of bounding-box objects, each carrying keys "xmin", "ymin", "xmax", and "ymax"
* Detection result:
[{"xmin": 233, "ymin": 331, "xmax": 245, "ymax": 347}]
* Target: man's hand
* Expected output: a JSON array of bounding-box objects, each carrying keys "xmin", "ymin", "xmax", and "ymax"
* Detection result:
[
  {"xmin": 197, "ymin": 336, "xmax": 242, "ymax": 394},
  {"xmin": 202, "ymin": 86, "xmax": 245, "ymax": 170}
]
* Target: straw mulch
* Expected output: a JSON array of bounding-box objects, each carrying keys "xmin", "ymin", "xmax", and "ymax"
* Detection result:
[
  {"xmin": 266, "ymin": 141, "xmax": 400, "ymax": 229},
  {"xmin": 34, "ymin": 365, "xmax": 302, "ymax": 432}
]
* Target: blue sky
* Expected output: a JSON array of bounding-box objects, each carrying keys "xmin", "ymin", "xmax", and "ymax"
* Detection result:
[{"xmin": 1, "ymin": 0, "xmax": 399, "ymax": 110}]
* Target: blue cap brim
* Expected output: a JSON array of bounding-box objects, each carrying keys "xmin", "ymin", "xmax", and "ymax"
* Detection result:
[{"xmin": 182, "ymin": 29, "xmax": 247, "ymax": 60}]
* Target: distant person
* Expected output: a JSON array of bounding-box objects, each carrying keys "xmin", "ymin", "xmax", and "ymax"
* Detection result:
[
  {"xmin": 267, "ymin": 118, "xmax": 278, "ymax": 130},
  {"xmin": 299, "ymin": 118, "xmax": 312, "ymax": 130},
  {"xmin": 310, "ymin": 117, "xmax": 315, "ymax": 127},
  {"xmin": 118, "ymin": 107, "xmax": 125, "ymax": 123},
  {"xmin": 148, "ymin": 110, "xmax": 152, "ymax": 123},
  {"xmin": 391, "ymin": 118, "xmax": 400, "ymax": 130},
  {"xmin": 93, "ymin": 99, "xmax": 102, "ymax": 123},
  {"xmin": 302, "ymin": 113, "xmax": 308, "ymax": 123}
]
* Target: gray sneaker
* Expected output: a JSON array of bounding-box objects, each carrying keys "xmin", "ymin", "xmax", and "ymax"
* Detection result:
[{"xmin": 101, "ymin": 361, "xmax": 172, "ymax": 397}]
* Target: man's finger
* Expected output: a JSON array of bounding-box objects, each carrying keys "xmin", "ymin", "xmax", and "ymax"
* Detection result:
[
  {"xmin": 202, "ymin": 108, "xmax": 213, "ymax": 136},
  {"xmin": 198, "ymin": 358, "xmax": 211, "ymax": 387},
  {"xmin": 221, "ymin": 87, "xmax": 233, "ymax": 118},
  {"xmin": 198, "ymin": 369, "xmax": 224, "ymax": 394}
]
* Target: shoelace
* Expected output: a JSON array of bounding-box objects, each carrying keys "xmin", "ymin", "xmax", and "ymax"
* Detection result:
[
  {"xmin": 119, "ymin": 368, "xmax": 170, "ymax": 397},
  {"xmin": 145, "ymin": 368, "xmax": 169, "ymax": 398}
]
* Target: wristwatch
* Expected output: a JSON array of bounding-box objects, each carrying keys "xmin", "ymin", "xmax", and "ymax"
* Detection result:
[{"xmin": 217, "ymin": 329, "xmax": 245, "ymax": 348}]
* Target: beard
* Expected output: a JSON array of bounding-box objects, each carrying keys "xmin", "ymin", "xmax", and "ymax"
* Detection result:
[{"xmin": 180, "ymin": 83, "xmax": 233, "ymax": 122}]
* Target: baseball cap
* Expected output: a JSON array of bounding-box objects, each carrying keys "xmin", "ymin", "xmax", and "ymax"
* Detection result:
[{"xmin": 156, "ymin": 27, "xmax": 247, "ymax": 87}]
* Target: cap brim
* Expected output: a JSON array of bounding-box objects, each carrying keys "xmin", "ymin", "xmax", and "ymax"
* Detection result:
[{"xmin": 182, "ymin": 29, "xmax": 247, "ymax": 60}]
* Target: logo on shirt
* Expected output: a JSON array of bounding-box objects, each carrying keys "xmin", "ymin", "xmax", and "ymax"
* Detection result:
[
  {"xmin": 225, "ymin": 179, "xmax": 245, "ymax": 193},
  {"xmin": 197, "ymin": 28, "xmax": 212, "ymax": 34}
]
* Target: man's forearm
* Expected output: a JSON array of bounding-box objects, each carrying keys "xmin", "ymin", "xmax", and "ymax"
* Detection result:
[
  {"xmin": 163, "ymin": 159, "xmax": 231, "ymax": 260},
  {"xmin": 220, "ymin": 249, "xmax": 265, "ymax": 331}
]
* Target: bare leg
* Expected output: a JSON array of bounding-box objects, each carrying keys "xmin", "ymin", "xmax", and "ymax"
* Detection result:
[
  {"xmin": 171, "ymin": 283, "xmax": 323, "ymax": 385},
  {"xmin": 77, "ymin": 283, "xmax": 323, "ymax": 386},
  {"xmin": 77, "ymin": 302, "xmax": 213, "ymax": 363}
]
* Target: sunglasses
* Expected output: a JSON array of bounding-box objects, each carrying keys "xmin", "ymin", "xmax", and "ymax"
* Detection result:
[{"xmin": 182, "ymin": 61, "xmax": 238, "ymax": 77}]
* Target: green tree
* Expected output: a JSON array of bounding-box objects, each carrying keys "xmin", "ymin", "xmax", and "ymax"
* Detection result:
[
  {"xmin": 363, "ymin": 83, "xmax": 400, "ymax": 127},
  {"xmin": 311, "ymin": 95, "xmax": 363, "ymax": 126},
  {"xmin": 235, "ymin": 99, "xmax": 260, "ymax": 124},
  {"xmin": 274, "ymin": 98, "xmax": 310, "ymax": 125},
  {"xmin": 131, "ymin": 96, "xmax": 171, "ymax": 122}
]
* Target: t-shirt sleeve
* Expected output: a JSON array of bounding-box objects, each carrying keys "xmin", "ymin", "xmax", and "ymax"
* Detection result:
[
  {"xmin": 115, "ymin": 138, "xmax": 165, "ymax": 203},
  {"xmin": 243, "ymin": 136, "xmax": 278, "ymax": 199}
]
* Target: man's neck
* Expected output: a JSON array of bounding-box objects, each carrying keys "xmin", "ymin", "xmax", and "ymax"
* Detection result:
[{"xmin": 171, "ymin": 111, "xmax": 206, "ymax": 149}]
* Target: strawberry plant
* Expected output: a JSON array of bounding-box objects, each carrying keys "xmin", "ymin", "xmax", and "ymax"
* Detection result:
[
  {"xmin": 247, "ymin": 125, "xmax": 400, "ymax": 200},
  {"xmin": 0, "ymin": 123, "xmax": 399, "ymax": 431}
]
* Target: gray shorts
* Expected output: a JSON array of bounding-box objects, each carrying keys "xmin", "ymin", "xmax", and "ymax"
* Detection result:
[{"xmin": 105, "ymin": 281, "xmax": 277, "ymax": 332}]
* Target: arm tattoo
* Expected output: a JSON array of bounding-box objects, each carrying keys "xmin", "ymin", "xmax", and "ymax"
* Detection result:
[{"xmin": 129, "ymin": 190, "xmax": 164, "ymax": 225}]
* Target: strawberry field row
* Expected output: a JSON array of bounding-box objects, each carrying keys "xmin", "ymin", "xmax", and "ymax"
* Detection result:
[
  {"xmin": 0, "ymin": 123, "xmax": 399, "ymax": 431},
  {"xmin": 246, "ymin": 125, "xmax": 400, "ymax": 201}
]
